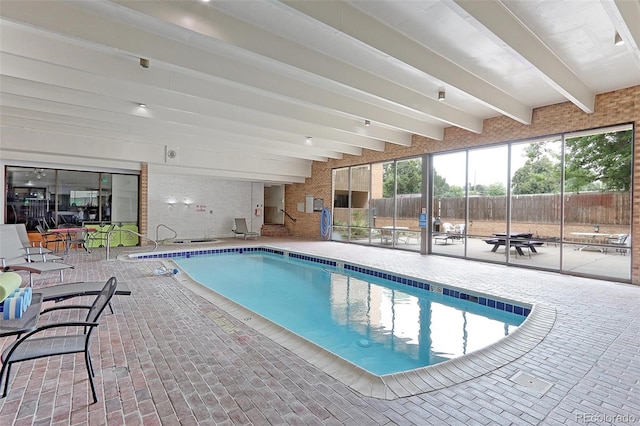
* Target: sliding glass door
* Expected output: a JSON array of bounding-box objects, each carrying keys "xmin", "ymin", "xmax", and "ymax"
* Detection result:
[
  {"xmin": 331, "ymin": 158, "xmax": 423, "ymax": 252},
  {"xmin": 509, "ymin": 138, "xmax": 561, "ymax": 269},
  {"xmin": 430, "ymin": 124, "xmax": 632, "ymax": 282},
  {"xmin": 465, "ymin": 146, "xmax": 508, "ymax": 262}
]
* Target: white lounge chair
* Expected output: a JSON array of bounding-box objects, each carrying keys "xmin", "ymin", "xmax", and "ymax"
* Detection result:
[
  {"xmin": 232, "ymin": 218, "xmax": 259, "ymax": 240},
  {"xmin": 11, "ymin": 224, "xmax": 64, "ymax": 261},
  {"xmin": 0, "ymin": 225, "xmax": 74, "ymax": 285}
]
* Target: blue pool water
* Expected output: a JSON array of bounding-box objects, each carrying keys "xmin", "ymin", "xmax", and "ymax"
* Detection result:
[{"xmin": 174, "ymin": 251, "xmax": 526, "ymax": 375}]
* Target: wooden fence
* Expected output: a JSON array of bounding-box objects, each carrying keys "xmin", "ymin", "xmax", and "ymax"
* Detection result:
[{"xmin": 334, "ymin": 192, "xmax": 630, "ymax": 226}]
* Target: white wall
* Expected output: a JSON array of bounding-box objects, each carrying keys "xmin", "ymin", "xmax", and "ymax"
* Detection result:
[{"xmin": 148, "ymin": 174, "xmax": 264, "ymax": 240}]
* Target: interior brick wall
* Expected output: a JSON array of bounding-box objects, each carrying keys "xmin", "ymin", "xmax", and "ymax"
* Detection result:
[{"xmin": 285, "ymin": 86, "xmax": 640, "ymax": 282}]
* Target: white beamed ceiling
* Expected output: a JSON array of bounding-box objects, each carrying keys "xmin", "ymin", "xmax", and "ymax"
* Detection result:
[{"xmin": 1, "ymin": 0, "xmax": 639, "ymax": 183}]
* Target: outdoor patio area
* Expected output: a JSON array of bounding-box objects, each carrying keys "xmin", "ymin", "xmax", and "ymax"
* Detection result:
[{"xmin": 0, "ymin": 237, "xmax": 638, "ymax": 425}]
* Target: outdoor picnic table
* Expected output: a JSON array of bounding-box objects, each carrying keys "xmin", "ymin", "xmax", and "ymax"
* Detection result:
[{"xmin": 486, "ymin": 233, "xmax": 541, "ymax": 256}]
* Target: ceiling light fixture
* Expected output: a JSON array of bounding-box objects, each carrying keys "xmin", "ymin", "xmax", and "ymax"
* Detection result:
[
  {"xmin": 140, "ymin": 58, "xmax": 149, "ymax": 68},
  {"xmin": 138, "ymin": 103, "xmax": 147, "ymax": 108},
  {"xmin": 364, "ymin": 119, "xmax": 370, "ymax": 126},
  {"xmin": 305, "ymin": 136, "xmax": 313, "ymax": 145},
  {"xmin": 614, "ymin": 32, "xmax": 624, "ymax": 46},
  {"xmin": 438, "ymin": 89, "xmax": 446, "ymax": 101}
]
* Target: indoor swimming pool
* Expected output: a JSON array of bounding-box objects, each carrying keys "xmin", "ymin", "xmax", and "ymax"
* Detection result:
[{"xmin": 171, "ymin": 249, "xmax": 527, "ymax": 375}]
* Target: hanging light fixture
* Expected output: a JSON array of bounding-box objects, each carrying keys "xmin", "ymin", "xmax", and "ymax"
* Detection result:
[{"xmin": 33, "ymin": 168, "xmax": 47, "ymax": 179}]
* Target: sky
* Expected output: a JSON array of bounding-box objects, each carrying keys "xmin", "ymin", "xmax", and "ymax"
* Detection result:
[{"xmin": 434, "ymin": 144, "xmax": 530, "ymax": 188}]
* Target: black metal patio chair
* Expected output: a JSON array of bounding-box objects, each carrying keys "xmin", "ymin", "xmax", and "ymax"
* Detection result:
[{"xmin": 0, "ymin": 277, "xmax": 118, "ymax": 404}]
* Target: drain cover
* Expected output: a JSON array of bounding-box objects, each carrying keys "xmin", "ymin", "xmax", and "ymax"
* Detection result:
[{"xmin": 510, "ymin": 371, "xmax": 552, "ymax": 394}]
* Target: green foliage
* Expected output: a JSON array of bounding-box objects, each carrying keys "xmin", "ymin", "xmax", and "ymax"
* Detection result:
[
  {"xmin": 349, "ymin": 210, "xmax": 369, "ymax": 236},
  {"xmin": 564, "ymin": 130, "xmax": 632, "ymax": 192},
  {"xmin": 486, "ymin": 182, "xmax": 507, "ymax": 196},
  {"xmin": 512, "ymin": 153, "xmax": 561, "ymax": 194},
  {"xmin": 383, "ymin": 159, "xmax": 422, "ymax": 197},
  {"xmin": 434, "ymin": 170, "xmax": 465, "ymax": 198},
  {"xmin": 511, "ymin": 130, "xmax": 631, "ymax": 195}
]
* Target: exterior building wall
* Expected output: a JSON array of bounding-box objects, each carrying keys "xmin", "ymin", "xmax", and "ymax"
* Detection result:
[{"xmin": 285, "ymin": 86, "xmax": 640, "ymax": 282}]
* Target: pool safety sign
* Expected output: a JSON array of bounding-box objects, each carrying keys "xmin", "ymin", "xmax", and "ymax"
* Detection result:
[{"xmin": 419, "ymin": 213, "xmax": 427, "ymax": 228}]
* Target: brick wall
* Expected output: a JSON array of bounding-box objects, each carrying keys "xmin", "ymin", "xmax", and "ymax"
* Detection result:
[
  {"xmin": 139, "ymin": 163, "xmax": 148, "ymax": 245},
  {"xmin": 285, "ymin": 86, "xmax": 640, "ymax": 282}
]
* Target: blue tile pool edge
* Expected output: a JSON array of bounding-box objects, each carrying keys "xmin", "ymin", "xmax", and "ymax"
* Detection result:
[
  {"xmin": 162, "ymin": 253, "xmax": 557, "ymax": 400},
  {"xmin": 131, "ymin": 245, "xmax": 532, "ymax": 318},
  {"xmin": 133, "ymin": 246, "xmax": 556, "ymax": 399}
]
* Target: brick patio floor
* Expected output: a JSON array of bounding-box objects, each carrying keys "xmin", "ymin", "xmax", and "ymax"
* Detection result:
[{"xmin": 1, "ymin": 238, "xmax": 638, "ymax": 425}]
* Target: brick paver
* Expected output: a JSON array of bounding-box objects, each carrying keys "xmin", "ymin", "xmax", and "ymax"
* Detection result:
[{"xmin": 1, "ymin": 238, "xmax": 638, "ymax": 425}]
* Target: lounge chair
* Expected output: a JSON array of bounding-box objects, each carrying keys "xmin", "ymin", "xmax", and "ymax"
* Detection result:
[
  {"xmin": 232, "ymin": 218, "xmax": 259, "ymax": 240},
  {"xmin": 36, "ymin": 280, "xmax": 131, "ymax": 314},
  {"xmin": 0, "ymin": 225, "xmax": 74, "ymax": 285},
  {"xmin": 13, "ymin": 224, "xmax": 64, "ymax": 261},
  {"xmin": 0, "ymin": 277, "xmax": 118, "ymax": 403},
  {"xmin": 606, "ymin": 234, "xmax": 629, "ymax": 255}
]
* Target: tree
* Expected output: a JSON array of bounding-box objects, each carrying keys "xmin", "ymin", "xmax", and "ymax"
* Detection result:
[
  {"xmin": 383, "ymin": 159, "xmax": 422, "ymax": 197},
  {"xmin": 433, "ymin": 170, "xmax": 450, "ymax": 198},
  {"xmin": 564, "ymin": 130, "xmax": 632, "ymax": 192},
  {"xmin": 487, "ymin": 182, "xmax": 507, "ymax": 196},
  {"xmin": 510, "ymin": 141, "xmax": 561, "ymax": 195},
  {"xmin": 512, "ymin": 156, "xmax": 561, "ymax": 194}
]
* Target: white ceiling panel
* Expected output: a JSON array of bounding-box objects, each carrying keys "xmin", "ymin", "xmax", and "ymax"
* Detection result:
[{"xmin": 1, "ymin": 0, "xmax": 638, "ymax": 183}]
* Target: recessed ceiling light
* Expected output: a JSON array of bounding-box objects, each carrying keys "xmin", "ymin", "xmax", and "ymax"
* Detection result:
[
  {"xmin": 305, "ymin": 136, "xmax": 313, "ymax": 145},
  {"xmin": 438, "ymin": 90, "xmax": 445, "ymax": 101},
  {"xmin": 364, "ymin": 120, "xmax": 370, "ymax": 126},
  {"xmin": 138, "ymin": 103, "xmax": 147, "ymax": 108}
]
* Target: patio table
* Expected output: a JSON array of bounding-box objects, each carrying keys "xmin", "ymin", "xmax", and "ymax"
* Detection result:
[
  {"xmin": 50, "ymin": 227, "xmax": 97, "ymax": 254},
  {"xmin": 570, "ymin": 232, "xmax": 610, "ymax": 252},
  {"xmin": 489, "ymin": 233, "xmax": 539, "ymax": 256}
]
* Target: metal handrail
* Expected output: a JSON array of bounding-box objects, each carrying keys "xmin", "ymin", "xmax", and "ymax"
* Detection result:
[
  {"xmin": 105, "ymin": 228, "xmax": 158, "ymax": 261},
  {"xmin": 156, "ymin": 224, "xmax": 178, "ymax": 242},
  {"xmin": 280, "ymin": 208, "xmax": 298, "ymax": 222}
]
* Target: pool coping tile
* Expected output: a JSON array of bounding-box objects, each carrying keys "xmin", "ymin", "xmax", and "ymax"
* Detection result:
[{"xmin": 148, "ymin": 246, "xmax": 557, "ymax": 400}]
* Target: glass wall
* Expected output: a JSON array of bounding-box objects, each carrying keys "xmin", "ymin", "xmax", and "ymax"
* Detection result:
[
  {"xmin": 432, "ymin": 151, "xmax": 466, "ymax": 256},
  {"xmin": 466, "ymin": 146, "xmax": 509, "ymax": 262},
  {"xmin": 331, "ymin": 157, "xmax": 423, "ymax": 252},
  {"xmin": 430, "ymin": 125, "xmax": 632, "ymax": 282},
  {"xmin": 510, "ymin": 138, "xmax": 562, "ymax": 269},
  {"xmin": 560, "ymin": 128, "xmax": 632, "ymax": 280},
  {"xmin": 5, "ymin": 166, "xmax": 139, "ymax": 232},
  {"xmin": 349, "ymin": 165, "xmax": 372, "ymax": 245}
]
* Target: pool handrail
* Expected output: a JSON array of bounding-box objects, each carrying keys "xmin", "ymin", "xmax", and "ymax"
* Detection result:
[
  {"xmin": 156, "ymin": 224, "xmax": 178, "ymax": 243},
  {"xmin": 105, "ymin": 228, "xmax": 158, "ymax": 261}
]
